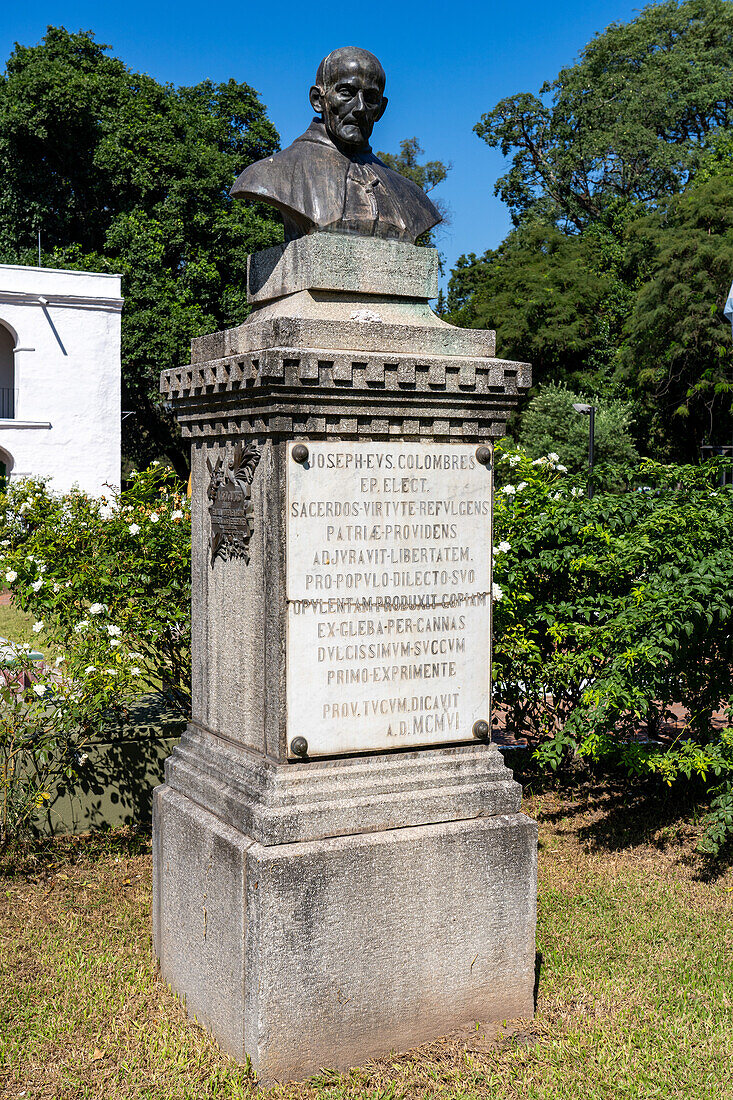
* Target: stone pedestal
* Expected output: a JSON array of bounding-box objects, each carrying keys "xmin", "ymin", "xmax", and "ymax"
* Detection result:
[{"xmin": 154, "ymin": 235, "xmax": 536, "ymax": 1084}]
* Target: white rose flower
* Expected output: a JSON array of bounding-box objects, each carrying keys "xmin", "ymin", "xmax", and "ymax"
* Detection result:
[
  {"xmin": 130, "ymin": 666, "xmax": 142, "ymax": 676},
  {"xmin": 492, "ymin": 583, "xmax": 504, "ymax": 601},
  {"xmin": 78, "ymin": 753, "xmax": 89, "ymax": 765},
  {"xmin": 171, "ymin": 510, "xmax": 183, "ymax": 521},
  {"xmin": 106, "ymin": 624, "xmax": 122, "ymax": 637},
  {"xmin": 32, "ymin": 621, "xmax": 44, "ymax": 633},
  {"xmin": 149, "ymin": 513, "xmax": 160, "ymax": 523},
  {"xmin": 517, "ymin": 482, "xmax": 528, "ymax": 492},
  {"xmin": 85, "ymin": 665, "xmax": 97, "ymax": 674},
  {"xmin": 498, "ymin": 541, "xmax": 511, "ymax": 553},
  {"xmin": 74, "ymin": 620, "xmax": 89, "ymax": 633},
  {"xmin": 502, "ymin": 485, "xmax": 516, "ymax": 495},
  {"xmin": 508, "ymin": 455, "xmax": 522, "ymax": 467},
  {"xmin": 89, "ymin": 603, "xmax": 106, "ymax": 615},
  {"xmin": 0, "ymin": 539, "xmax": 9, "ymax": 547},
  {"xmin": 105, "ymin": 668, "xmax": 118, "ymax": 676},
  {"xmin": 128, "ymin": 523, "xmax": 141, "ymax": 535},
  {"xmin": 531, "ymin": 457, "xmax": 546, "ymax": 466},
  {"xmin": 151, "ymin": 460, "xmax": 160, "ymax": 466},
  {"xmin": 548, "ymin": 452, "xmax": 560, "ymax": 463},
  {"xmin": 556, "ymin": 464, "xmax": 568, "ymax": 473},
  {"xmin": 31, "ymin": 579, "xmax": 43, "ymax": 592},
  {"xmin": 5, "ymin": 570, "xmax": 17, "ymax": 582},
  {"xmin": 38, "ymin": 562, "xmax": 46, "ymax": 573},
  {"xmin": 54, "ymin": 655, "xmax": 65, "ymax": 667},
  {"xmin": 32, "ymin": 683, "xmax": 47, "ymax": 696},
  {"xmin": 19, "ymin": 501, "xmax": 31, "ymax": 513},
  {"xmin": 109, "ymin": 639, "xmax": 121, "ymax": 648}
]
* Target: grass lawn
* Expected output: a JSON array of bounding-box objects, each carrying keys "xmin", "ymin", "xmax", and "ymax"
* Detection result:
[
  {"xmin": 0, "ymin": 600, "xmax": 38, "ymax": 649},
  {"xmin": 1, "ymin": 777, "xmax": 732, "ymax": 1100}
]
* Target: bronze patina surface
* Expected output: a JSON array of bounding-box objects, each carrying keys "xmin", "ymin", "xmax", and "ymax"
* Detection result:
[{"xmin": 231, "ymin": 47, "xmax": 441, "ymax": 244}]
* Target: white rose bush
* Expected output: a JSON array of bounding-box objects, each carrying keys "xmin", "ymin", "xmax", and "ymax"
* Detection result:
[
  {"xmin": 0, "ymin": 639, "xmax": 129, "ymax": 845},
  {"xmin": 0, "ymin": 465, "xmax": 191, "ymax": 843}
]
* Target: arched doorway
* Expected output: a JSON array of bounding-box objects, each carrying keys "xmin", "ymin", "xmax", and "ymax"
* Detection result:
[
  {"xmin": 0, "ymin": 322, "xmax": 15, "ymax": 419},
  {"xmin": 0, "ymin": 446, "xmax": 13, "ymax": 489}
]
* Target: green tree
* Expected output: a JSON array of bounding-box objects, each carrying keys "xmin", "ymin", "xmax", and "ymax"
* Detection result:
[
  {"xmin": 475, "ymin": 0, "xmax": 733, "ymax": 229},
  {"xmin": 446, "ymin": 218, "xmax": 623, "ymax": 393},
  {"xmin": 517, "ymin": 382, "xmax": 638, "ymax": 475},
  {"xmin": 0, "ymin": 27, "xmax": 283, "ymax": 474},
  {"xmin": 450, "ymin": 0, "xmax": 733, "ymax": 461},
  {"xmin": 377, "ymin": 137, "xmax": 450, "ymax": 246},
  {"xmin": 619, "ymin": 169, "xmax": 733, "ymax": 458}
]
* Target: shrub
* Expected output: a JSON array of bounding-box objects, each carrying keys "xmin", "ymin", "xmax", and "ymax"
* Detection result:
[
  {"xmin": 492, "ymin": 443, "xmax": 733, "ymax": 854},
  {"xmin": 0, "ymin": 465, "xmax": 191, "ymax": 714},
  {"xmin": 0, "ymin": 465, "xmax": 191, "ymax": 841},
  {"xmin": 517, "ymin": 381, "xmax": 639, "ymax": 476},
  {"xmin": 0, "ymin": 641, "xmax": 131, "ymax": 844}
]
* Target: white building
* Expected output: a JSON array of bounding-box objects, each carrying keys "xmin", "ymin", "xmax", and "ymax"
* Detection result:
[{"xmin": 0, "ymin": 264, "xmax": 122, "ymax": 496}]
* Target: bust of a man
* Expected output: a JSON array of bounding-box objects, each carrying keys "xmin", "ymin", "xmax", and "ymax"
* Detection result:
[{"xmin": 231, "ymin": 47, "xmax": 441, "ymax": 244}]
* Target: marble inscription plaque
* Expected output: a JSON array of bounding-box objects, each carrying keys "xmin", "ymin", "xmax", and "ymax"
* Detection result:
[{"xmin": 286, "ymin": 441, "xmax": 493, "ymax": 758}]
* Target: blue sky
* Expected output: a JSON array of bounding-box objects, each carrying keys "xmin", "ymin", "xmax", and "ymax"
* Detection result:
[{"xmin": 1, "ymin": 1, "xmax": 643, "ymax": 279}]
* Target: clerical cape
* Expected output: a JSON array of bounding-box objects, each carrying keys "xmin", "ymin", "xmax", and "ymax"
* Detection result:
[{"xmin": 231, "ymin": 120, "xmax": 441, "ymax": 244}]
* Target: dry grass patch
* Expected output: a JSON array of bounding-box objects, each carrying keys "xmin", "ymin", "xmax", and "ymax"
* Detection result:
[{"xmin": 1, "ymin": 784, "xmax": 732, "ymax": 1100}]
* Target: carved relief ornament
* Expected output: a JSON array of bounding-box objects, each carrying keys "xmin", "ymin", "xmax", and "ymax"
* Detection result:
[{"xmin": 206, "ymin": 441, "xmax": 261, "ymax": 565}]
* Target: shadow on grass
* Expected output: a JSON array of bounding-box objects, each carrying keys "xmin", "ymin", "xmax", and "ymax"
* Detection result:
[
  {"xmin": 504, "ymin": 748, "xmax": 733, "ymax": 879},
  {"xmin": 0, "ymin": 824, "xmax": 152, "ymax": 880}
]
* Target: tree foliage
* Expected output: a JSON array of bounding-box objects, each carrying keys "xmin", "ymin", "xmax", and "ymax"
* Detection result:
[
  {"xmin": 0, "ymin": 27, "xmax": 283, "ymax": 473},
  {"xmin": 619, "ymin": 169, "xmax": 733, "ymax": 456},
  {"xmin": 475, "ymin": 0, "xmax": 733, "ymax": 229},
  {"xmin": 378, "ymin": 137, "xmax": 449, "ymax": 195},
  {"xmin": 377, "ymin": 137, "xmax": 450, "ymax": 248},
  {"xmin": 517, "ymin": 382, "xmax": 638, "ymax": 475},
  {"xmin": 451, "ymin": 0, "xmax": 733, "ymax": 460},
  {"xmin": 447, "ymin": 219, "xmax": 621, "ymax": 389}
]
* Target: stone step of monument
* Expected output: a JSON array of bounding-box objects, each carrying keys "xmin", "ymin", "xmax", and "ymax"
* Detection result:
[
  {"xmin": 164, "ymin": 724, "xmax": 522, "ymax": 846},
  {"xmin": 190, "ymin": 315, "xmax": 499, "ymax": 362}
]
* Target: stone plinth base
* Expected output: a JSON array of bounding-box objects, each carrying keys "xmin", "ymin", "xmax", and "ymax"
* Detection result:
[{"xmin": 153, "ymin": 781, "xmax": 537, "ymax": 1084}]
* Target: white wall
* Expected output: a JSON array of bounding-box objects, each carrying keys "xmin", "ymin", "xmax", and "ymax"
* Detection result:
[{"xmin": 0, "ymin": 264, "xmax": 122, "ymax": 496}]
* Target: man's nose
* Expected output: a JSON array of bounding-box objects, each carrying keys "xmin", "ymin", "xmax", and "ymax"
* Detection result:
[{"xmin": 352, "ymin": 91, "xmax": 367, "ymax": 116}]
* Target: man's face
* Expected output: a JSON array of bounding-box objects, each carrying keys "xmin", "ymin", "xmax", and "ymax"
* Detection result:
[{"xmin": 310, "ymin": 56, "xmax": 387, "ymax": 149}]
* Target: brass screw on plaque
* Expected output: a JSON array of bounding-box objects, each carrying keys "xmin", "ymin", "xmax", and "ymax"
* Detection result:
[
  {"xmin": 292, "ymin": 443, "xmax": 309, "ymax": 464},
  {"xmin": 472, "ymin": 720, "xmax": 489, "ymax": 740},
  {"xmin": 475, "ymin": 446, "xmax": 492, "ymax": 466},
  {"xmin": 291, "ymin": 736, "xmax": 309, "ymax": 757}
]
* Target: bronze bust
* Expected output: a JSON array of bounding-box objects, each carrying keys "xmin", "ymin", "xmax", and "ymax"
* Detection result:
[{"xmin": 231, "ymin": 47, "xmax": 441, "ymax": 244}]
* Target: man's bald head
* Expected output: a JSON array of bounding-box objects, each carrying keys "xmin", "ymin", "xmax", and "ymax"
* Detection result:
[
  {"xmin": 315, "ymin": 47, "xmax": 386, "ymax": 93},
  {"xmin": 310, "ymin": 47, "xmax": 388, "ymax": 151}
]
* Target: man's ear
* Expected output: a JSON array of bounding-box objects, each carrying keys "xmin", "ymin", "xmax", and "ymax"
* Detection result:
[
  {"xmin": 309, "ymin": 85, "xmax": 324, "ymax": 114},
  {"xmin": 375, "ymin": 95, "xmax": 388, "ymax": 123}
]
